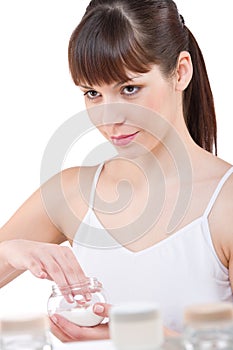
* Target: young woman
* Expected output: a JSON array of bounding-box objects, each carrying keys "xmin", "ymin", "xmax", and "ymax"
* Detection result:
[{"xmin": 1, "ymin": 0, "xmax": 233, "ymax": 342}]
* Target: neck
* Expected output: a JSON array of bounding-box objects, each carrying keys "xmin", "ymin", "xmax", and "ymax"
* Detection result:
[{"xmin": 104, "ymin": 121, "xmax": 197, "ymax": 187}]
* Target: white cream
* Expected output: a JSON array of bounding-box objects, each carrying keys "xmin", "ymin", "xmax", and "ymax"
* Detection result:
[{"xmin": 59, "ymin": 306, "xmax": 104, "ymax": 327}]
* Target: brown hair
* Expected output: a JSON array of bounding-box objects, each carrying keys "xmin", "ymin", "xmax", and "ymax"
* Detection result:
[{"xmin": 68, "ymin": 0, "xmax": 217, "ymax": 154}]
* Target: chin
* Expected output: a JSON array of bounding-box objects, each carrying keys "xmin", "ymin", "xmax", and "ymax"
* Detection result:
[{"xmin": 114, "ymin": 143, "xmax": 151, "ymax": 160}]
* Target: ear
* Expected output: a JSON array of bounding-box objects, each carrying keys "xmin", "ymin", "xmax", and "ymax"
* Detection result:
[{"xmin": 175, "ymin": 51, "xmax": 193, "ymax": 91}]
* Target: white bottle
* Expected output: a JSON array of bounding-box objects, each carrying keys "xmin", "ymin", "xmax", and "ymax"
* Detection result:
[
  {"xmin": 109, "ymin": 303, "xmax": 164, "ymax": 350},
  {"xmin": 183, "ymin": 302, "xmax": 233, "ymax": 349},
  {"xmin": 0, "ymin": 313, "xmax": 53, "ymax": 350}
]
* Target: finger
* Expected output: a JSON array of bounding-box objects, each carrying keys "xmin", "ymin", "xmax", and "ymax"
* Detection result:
[
  {"xmin": 56, "ymin": 246, "xmax": 87, "ymax": 284},
  {"xmin": 26, "ymin": 258, "xmax": 48, "ymax": 279},
  {"xmin": 93, "ymin": 303, "xmax": 112, "ymax": 318},
  {"xmin": 49, "ymin": 317, "xmax": 77, "ymax": 342},
  {"xmin": 52, "ymin": 246, "xmax": 90, "ymax": 302},
  {"xmin": 45, "ymin": 245, "xmax": 87, "ymax": 287},
  {"xmin": 85, "ymin": 323, "xmax": 109, "ymax": 340},
  {"xmin": 40, "ymin": 254, "xmax": 69, "ymax": 288},
  {"xmin": 43, "ymin": 252, "xmax": 85, "ymax": 302},
  {"xmin": 26, "ymin": 245, "xmax": 69, "ymax": 288},
  {"xmin": 50, "ymin": 315, "xmax": 86, "ymax": 341},
  {"xmin": 163, "ymin": 326, "xmax": 180, "ymax": 337}
]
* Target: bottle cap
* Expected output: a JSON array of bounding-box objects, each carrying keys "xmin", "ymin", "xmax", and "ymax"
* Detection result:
[
  {"xmin": 109, "ymin": 303, "xmax": 163, "ymax": 350},
  {"xmin": 184, "ymin": 302, "xmax": 233, "ymax": 324},
  {"xmin": 110, "ymin": 302, "xmax": 161, "ymax": 322},
  {"xmin": 0, "ymin": 313, "xmax": 49, "ymax": 334}
]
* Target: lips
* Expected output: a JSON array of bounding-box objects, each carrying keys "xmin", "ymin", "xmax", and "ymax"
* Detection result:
[{"xmin": 111, "ymin": 131, "xmax": 139, "ymax": 146}]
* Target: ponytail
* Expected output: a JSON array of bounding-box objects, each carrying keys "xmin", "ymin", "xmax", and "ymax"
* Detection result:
[{"xmin": 183, "ymin": 27, "xmax": 217, "ymax": 154}]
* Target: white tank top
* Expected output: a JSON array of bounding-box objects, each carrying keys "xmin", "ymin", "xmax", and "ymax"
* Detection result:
[{"xmin": 73, "ymin": 164, "xmax": 233, "ymax": 332}]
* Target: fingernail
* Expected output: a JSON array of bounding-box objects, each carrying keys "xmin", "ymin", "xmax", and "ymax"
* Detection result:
[
  {"xmin": 37, "ymin": 271, "xmax": 46, "ymax": 278},
  {"xmin": 68, "ymin": 294, "xmax": 75, "ymax": 303},
  {"xmin": 94, "ymin": 304, "xmax": 104, "ymax": 313},
  {"xmin": 85, "ymin": 292, "xmax": 92, "ymax": 301},
  {"xmin": 52, "ymin": 316, "xmax": 58, "ymax": 324}
]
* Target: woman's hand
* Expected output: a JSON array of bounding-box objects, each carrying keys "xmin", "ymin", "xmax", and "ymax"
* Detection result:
[
  {"xmin": 49, "ymin": 303, "xmax": 111, "ymax": 342},
  {"xmin": 49, "ymin": 302, "xmax": 180, "ymax": 342},
  {"xmin": 163, "ymin": 327, "xmax": 180, "ymax": 337},
  {"xmin": 0, "ymin": 239, "xmax": 87, "ymax": 288}
]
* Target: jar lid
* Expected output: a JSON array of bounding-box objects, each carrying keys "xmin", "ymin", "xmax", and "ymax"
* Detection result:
[
  {"xmin": 184, "ymin": 302, "xmax": 233, "ymax": 324},
  {"xmin": 110, "ymin": 302, "xmax": 161, "ymax": 322},
  {"xmin": 0, "ymin": 313, "xmax": 49, "ymax": 334}
]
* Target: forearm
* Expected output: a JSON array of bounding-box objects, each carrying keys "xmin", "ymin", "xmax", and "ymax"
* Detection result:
[{"xmin": 0, "ymin": 240, "xmax": 24, "ymax": 287}]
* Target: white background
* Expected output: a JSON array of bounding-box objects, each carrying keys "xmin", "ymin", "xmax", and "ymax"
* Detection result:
[{"xmin": 0, "ymin": 0, "xmax": 232, "ymax": 321}]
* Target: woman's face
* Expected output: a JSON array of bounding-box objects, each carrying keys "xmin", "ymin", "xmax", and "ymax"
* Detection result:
[{"xmin": 79, "ymin": 64, "xmax": 181, "ymax": 158}]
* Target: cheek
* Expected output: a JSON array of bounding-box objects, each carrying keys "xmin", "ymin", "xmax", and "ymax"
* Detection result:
[
  {"xmin": 139, "ymin": 85, "xmax": 175, "ymax": 119},
  {"xmin": 130, "ymin": 89, "xmax": 176, "ymax": 144},
  {"xmin": 86, "ymin": 105, "xmax": 103, "ymax": 127},
  {"xmin": 97, "ymin": 126, "xmax": 109, "ymax": 139},
  {"xmin": 146, "ymin": 91, "xmax": 169, "ymax": 115}
]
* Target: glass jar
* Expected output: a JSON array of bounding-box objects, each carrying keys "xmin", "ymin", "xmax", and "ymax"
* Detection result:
[
  {"xmin": 47, "ymin": 277, "xmax": 106, "ymax": 327},
  {"xmin": 0, "ymin": 313, "xmax": 53, "ymax": 350},
  {"xmin": 183, "ymin": 302, "xmax": 233, "ymax": 349}
]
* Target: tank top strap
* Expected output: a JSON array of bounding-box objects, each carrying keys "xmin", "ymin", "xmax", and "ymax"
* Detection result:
[
  {"xmin": 203, "ymin": 166, "xmax": 233, "ymax": 218},
  {"xmin": 88, "ymin": 162, "xmax": 105, "ymax": 209}
]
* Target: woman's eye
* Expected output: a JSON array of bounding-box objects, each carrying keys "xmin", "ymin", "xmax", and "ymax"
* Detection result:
[
  {"xmin": 122, "ymin": 86, "xmax": 140, "ymax": 96},
  {"xmin": 84, "ymin": 90, "xmax": 101, "ymax": 100}
]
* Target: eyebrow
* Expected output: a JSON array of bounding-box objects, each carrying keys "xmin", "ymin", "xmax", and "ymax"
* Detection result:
[
  {"xmin": 80, "ymin": 84, "xmax": 93, "ymax": 89},
  {"xmin": 79, "ymin": 75, "xmax": 142, "ymax": 90},
  {"xmin": 113, "ymin": 75, "xmax": 142, "ymax": 88}
]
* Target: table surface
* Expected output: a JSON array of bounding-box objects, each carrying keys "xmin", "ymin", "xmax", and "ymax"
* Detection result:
[{"xmin": 54, "ymin": 340, "xmax": 114, "ymax": 350}]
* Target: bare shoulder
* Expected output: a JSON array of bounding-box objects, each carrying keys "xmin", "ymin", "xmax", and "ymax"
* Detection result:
[
  {"xmin": 46, "ymin": 164, "xmax": 101, "ymax": 239},
  {"xmin": 59, "ymin": 164, "xmax": 100, "ymax": 197},
  {"xmin": 206, "ymin": 156, "xmax": 233, "ymax": 266},
  {"xmin": 211, "ymin": 161, "xmax": 233, "ymax": 284},
  {"xmin": 206, "ymin": 154, "xmax": 233, "ymax": 221}
]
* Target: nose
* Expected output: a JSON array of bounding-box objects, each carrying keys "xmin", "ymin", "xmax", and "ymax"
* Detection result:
[
  {"xmin": 101, "ymin": 102, "xmax": 126, "ymax": 126},
  {"xmin": 87, "ymin": 102, "xmax": 128, "ymax": 129}
]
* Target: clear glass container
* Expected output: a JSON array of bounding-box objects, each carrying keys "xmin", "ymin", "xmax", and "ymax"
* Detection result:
[
  {"xmin": 47, "ymin": 277, "xmax": 106, "ymax": 327},
  {"xmin": 0, "ymin": 313, "xmax": 53, "ymax": 350},
  {"xmin": 183, "ymin": 302, "xmax": 233, "ymax": 349}
]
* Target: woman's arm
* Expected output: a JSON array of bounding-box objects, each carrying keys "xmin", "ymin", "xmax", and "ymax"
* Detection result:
[{"xmin": 0, "ymin": 167, "xmax": 87, "ymax": 288}]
